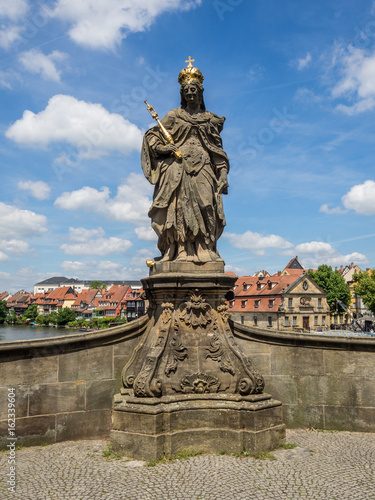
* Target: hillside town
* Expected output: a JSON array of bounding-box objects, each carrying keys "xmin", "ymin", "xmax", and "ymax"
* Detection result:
[{"xmin": 0, "ymin": 258, "xmax": 374, "ymax": 332}]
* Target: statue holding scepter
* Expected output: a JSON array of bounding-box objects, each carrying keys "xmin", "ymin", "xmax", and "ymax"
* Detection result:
[{"xmin": 141, "ymin": 57, "xmax": 229, "ymax": 263}]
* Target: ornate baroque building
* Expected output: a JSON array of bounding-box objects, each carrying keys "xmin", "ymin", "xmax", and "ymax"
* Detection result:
[{"xmin": 228, "ymin": 257, "xmax": 331, "ymax": 332}]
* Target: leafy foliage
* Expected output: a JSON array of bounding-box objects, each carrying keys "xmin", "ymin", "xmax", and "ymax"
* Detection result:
[
  {"xmin": 353, "ymin": 269, "xmax": 375, "ymax": 316},
  {"xmin": 306, "ymin": 265, "xmax": 351, "ymax": 312},
  {"xmin": 55, "ymin": 308, "xmax": 77, "ymax": 325},
  {"xmin": 0, "ymin": 301, "xmax": 7, "ymax": 324},
  {"xmin": 90, "ymin": 281, "xmax": 107, "ymax": 290},
  {"xmin": 23, "ymin": 304, "xmax": 38, "ymax": 320}
]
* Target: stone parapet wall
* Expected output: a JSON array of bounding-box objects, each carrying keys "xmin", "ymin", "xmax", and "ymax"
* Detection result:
[
  {"xmin": 1, "ymin": 316, "xmax": 375, "ymax": 448},
  {"xmin": 0, "ymin": 317, "xmax": 147, "ymax": 448},
  {"xmin": 232, "ymin": 321, "xmax": 375, "ymax": 432}
]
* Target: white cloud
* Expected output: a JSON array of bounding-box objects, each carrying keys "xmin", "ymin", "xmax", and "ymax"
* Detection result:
[
  {"xmin": 6, "ymin": 94, "xmax": 143, "ymax": 159},
  {"xmin": 60, "ymin": 237, "xmax": 132, "ymax": 256},
  {"xmin": 18, "ymin": 49, "xmax": 67, "ymax": 82},
  {"xmin": 0, "ymin": 0, "xmax": 28, "ymax": 20},
  {"xmin": 0, "ymin": 202, "xmax": 47, "ymax": 239},
  {"xmin": 52, "ymin": 0, "xmax": 201, "ymax": 50},
  {"xmin": 55, "ymin": 186, "xmax": 110, "ymax": 211},
  {"xmin": 0, "ymin": 251, "xmax": 10, "ymax": 261},
  {"xmin": 55, "ymin": 173, "xmax": 152, "ymax": 225},
  {"xmin": 0, "ymin": 239, "xmax": 30, "ymax": 254},
  {"xmin": 331, "ymin": 45, "xmax": 375, "ymax": 114},
  {"xmin": 295, "ymin": 240, "xmax": 368, "ymax": 268},
  {"xmin": 224, "ymin": 231, "xmax": 293, "ymax": 256},
  {"xmin": 0, "ymin": 25, "xmax": 22, "ymax": 50},
  {"xmin": 68, "ymin": 226, "xmax": 106, "ymax": 243},
  {"xmin": 18, "ymin": 180, "xmax": 51, "ymax": 200},
  {"xmin": 61, "ymin": 260, "xmax": 142, "ymax": 279},
  {"xmin": 342, "ymin": 180, "xmax": 375, "ymax": 215},
  {"xmin": 134, "ymin": 226, "xmax": 157, "ymax": 241},
  {"xmin": 129, "ymin": 248, "xmax": 154, "ymax": 267},
  {"xmin": 319, "ymin": 203, "xmax": 347, "ymax": 215},
  {"xmin": 297, "ymin": 52, "xmax": 312, "ymax": 70}
]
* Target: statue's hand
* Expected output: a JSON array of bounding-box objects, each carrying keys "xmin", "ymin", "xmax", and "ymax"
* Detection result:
[
  {"xmin": 155, "ymin": 144, "xmax": 178, "ymax": 155},
  {"xmin": 218, "ymin": 169, "xmax": 229, "ymax": 193}
]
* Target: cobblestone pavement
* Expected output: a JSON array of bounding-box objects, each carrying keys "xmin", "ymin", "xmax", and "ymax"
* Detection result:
[{"xmin": 1, "ymin": 429, "xmax": 375, "ymax": 499}]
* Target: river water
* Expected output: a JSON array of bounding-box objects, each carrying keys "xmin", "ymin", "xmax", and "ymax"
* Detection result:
[{"xmin": 0, "ymin": 325, "xmax": 81, "ymax": 343}]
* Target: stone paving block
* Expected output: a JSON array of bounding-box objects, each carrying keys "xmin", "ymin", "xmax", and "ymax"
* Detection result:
[
  {"xmin": 29, "ymin": 381, "xmax": 85, "ymax": 416},
  {"xmin": 86, "ymin": 379, "xmax": 117, "ymax": 410},
  {"xmin": 0, "ymin": 356, "xmax": 58, "ymax": 385},
  {"xmin": 270, "ymin": 346, "xmax": 324, "ymax": 376},
  {"xmin": 58, "ymin": 346, "xmax": 113, "ymax": 382},
  {"xmin": 56, "ymin": 409, "xmax": 111, "ymax": 442}
]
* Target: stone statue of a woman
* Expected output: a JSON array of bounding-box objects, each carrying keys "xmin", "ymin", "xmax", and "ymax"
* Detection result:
[{"xmin": 141, "ymin": 58, "xmax": 229, "ymax": 263}]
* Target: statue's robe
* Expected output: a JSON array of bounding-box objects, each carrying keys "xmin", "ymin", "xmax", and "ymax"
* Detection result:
[{"xmin": 141, "ymin": 107, "xmax": 229, "ymax": 259}]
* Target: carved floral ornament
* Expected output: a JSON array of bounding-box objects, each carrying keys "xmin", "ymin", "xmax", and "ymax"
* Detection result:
[
  {"xmin": 180, "ymin": 372, "xmax": 220, "ymax": 394},
  {"xmin": 179, "ymin": 290, "xmax": 212, "ymax": 328}
]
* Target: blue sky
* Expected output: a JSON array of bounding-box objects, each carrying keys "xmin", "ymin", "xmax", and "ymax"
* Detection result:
[{"xmin": 1, "ymin": 0, "xmax": 375, "ymax": 293}]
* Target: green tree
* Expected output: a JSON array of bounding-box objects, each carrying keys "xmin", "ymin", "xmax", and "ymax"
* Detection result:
[
  {"xmin": 0, "ymin": 300, "xmax": 7, "ymax": 324},
  {"xmin": 90, "ymin": 281, "xmax": 107, "ymax": 290},
  {"xmin": 353, "ymin": 269, "xmax": 375, "ymax": 316},
  {"xmin": 55, "ymin": 308, "xmax": 76, "ymax": 326},
  {"xmin": 23, "ymin": 304, "xmax": 38, "ymax": 321},
  {"xmin": 307, "ymin": 265, "xmax": 351, "ymax": 312}
]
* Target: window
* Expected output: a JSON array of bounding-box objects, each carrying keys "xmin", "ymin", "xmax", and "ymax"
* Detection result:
[
  {"xmin": 322, "ymin": 316, "xmax": 326, "ymax": 325},
  {"xmin": 340, "ymin": 315, "xmax": 343, "ymax": 324},
  {"xmin": 314, "ymin": 316, "xmax": 318, "ymax": 326},
  {"xmin": 254, "ymin": 300, "xmax": 260, "ymax": 308},
  {"xmin": 318, "ymin": 298, "xmax": 322, "ymax": 307},
  {"xmin": 334, "ymin": 316, "xmax": 338, "ymax": 324},
  {"xmin": 267, "ymin": 281, "xmax": 272, "ymax": 290},
  {"xmin": 285, "ymin": 316, "xmax": 289, "ymax": 327},
  {"xmin": 243, "ymin": 283, "xmax": 248, "ymax": 291},
  {"xmin": 241, "ymin": 316, "xmax": 244, "ymax": 325},
  {"xmin": 293, "ymin": 316, "xmax": 297, "ymax": 326},
  {"xmin": 241, "ymin": 300, "xmax": 247, "ymax": 308},
  {"xmin": 253, "ymin": 316, "xmax": 258, "ymax": 326},
  {"xmin": 268, "ymin": 316, "xmax": 272, "ymax": 327},
  {"xmin": 268, "ymin": 299, "xmax": 274, "ymax": 308},
  {"xmin": 229, "ymin": 300, "xmax": 234, "ymax": 308},
  {"xmin": 288, "ymin": 298, "xmax": 293, "ymax": 307}
]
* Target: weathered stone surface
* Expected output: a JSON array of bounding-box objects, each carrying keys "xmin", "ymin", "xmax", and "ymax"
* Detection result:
[
  {"xmin": 283, "ymin": 404, "xmax": 324, "ymax": 429},
  {"xmin": 324, "ymin": 350, "xmax": 375, "ymax": 377},
  {"xmin": 0, "ymin": 415, "xmax": 55, "ymax": 448},
  {"xmin": 324, "ymin": 406, "xmax": 375, "ymax": 432},
  {"xmin": 264, "ymin": 375, "xmax": 298, "ymax": 405},
  {"xmin": 111, "ymin": 395, "xmax": 285, "ymax": 460},
  {"xmin": 86, "ymin": 379, "xmax": 117, "ymax": 410},
  {"xmin": 270, "ymin": 346, "xmax": 324, "ymax": 376},
  {"xmin": 0, "ymin": 356, "xmax": 58, "ymax": 385},
  {"xmin": 0, "ymin": 385, "xmax": 28, "ymax": 420},
  {"xmin": 29, "ymin": 381, "xmax": 85, "ymax": 416},
  {"xmin": 56, "ymin": 410, "xmax": 111, "ymax": 442},
  {"xmin": 58, "ymin": 346, "xmax": 113, "ymax": 382}
]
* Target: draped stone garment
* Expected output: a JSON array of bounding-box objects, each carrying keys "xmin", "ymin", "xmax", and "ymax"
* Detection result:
[{"xmin": 141, "ymin": 107, "xmax": 229, "ymax": 261}]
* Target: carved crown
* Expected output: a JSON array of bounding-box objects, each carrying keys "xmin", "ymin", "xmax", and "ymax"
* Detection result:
[{"xmin": 178, "ymin": 57, "xmax": 204, "ymax": 86}]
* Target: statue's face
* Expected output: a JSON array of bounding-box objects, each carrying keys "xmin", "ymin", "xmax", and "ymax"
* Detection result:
[{"xmin": 182, "ymin": 83, "xmax": 201, "ymax": 107}]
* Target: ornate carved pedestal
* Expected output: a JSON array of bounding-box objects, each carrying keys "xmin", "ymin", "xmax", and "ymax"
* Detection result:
[{"xmin": 110, "ymin": 263, "xmax": 285, "ymax": 460}]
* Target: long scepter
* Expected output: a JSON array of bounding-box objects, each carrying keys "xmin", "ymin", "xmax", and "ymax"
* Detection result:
[{"xmin": 144, "ymin": 100, "xmax": 182, "ymax": 160}]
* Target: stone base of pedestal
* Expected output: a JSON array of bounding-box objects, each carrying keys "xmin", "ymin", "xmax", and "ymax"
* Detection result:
[{"xmin": 110, "ymin": 392, "xmax": 286, "ymax": 461}]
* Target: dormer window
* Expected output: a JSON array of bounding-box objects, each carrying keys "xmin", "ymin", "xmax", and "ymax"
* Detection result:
[
  {"xmin": 255, "ymin": 299, "xmax": 260, "ymax": 308},
  {"xmin": 267, "ymin": 280, "xmax": 272, "ymax": 290},
  {"xmin": 229, "ymin": 300, "xmax": 234, "ymax": 308},
  {"xmin": 241, "ymin": 300, "xmax": 247, "ymax": 308},
  {"xmin": 268, "ymin": 299, "xmax": 275, "ymax": 308}
]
